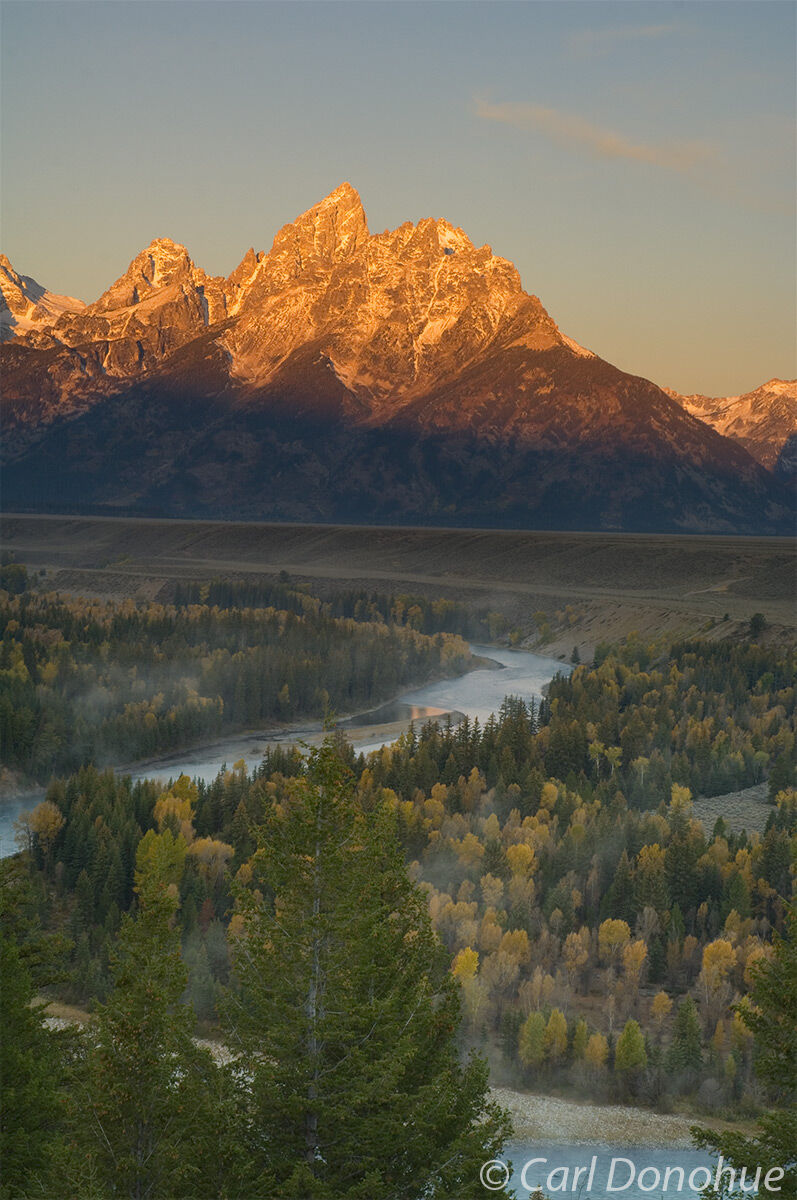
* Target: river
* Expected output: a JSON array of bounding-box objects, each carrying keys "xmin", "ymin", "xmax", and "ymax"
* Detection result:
[
  {"xmin": 0, "ymin": 644, "xmax": 567, "ymax": 855},
  {"xmin": 501, "ymin": 1141, "xmax": 728, "ymax": 1199},
  {"xmin": 5, "ymin": 649, "xmax": 747, "ymax": 1187}
]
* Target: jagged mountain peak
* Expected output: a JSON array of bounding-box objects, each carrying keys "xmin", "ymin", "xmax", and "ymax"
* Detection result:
[
  {"xmin": 21, "ymin": 235, "xmax": 225, "ymax": 375},
  {"xmin": 221, "ymin": 186, "xmax": 550, "ymax": 396},
  {"xmin": 759, "ymin": 378, "xmax": 794, "ymax": 394},
  {"xmin": 268, "ymin": 182, "xmax": 369, "ymax": 270},
  {"xmin": 89, "ymin": 238, "xmax": 197, "ymax": 312},
  {"xmin": 2, "ymin": 183, "xmax": 793, "ymax": 534},
  {"xmin": 430, "ymin": 218, "xmax": 476, "ymax": 255},
  {"xmin": 667, "ymin": 377, "xmax": 796, "ymax": 469},
  {"xmin": 0, "ymin": 255, "xmax": 85, "ymax": 342},
  {"xmin": 318, "ymin": 180, "xmax": 363, "ymax": 209},
  {"xmin": 0, "ymin": 255, "xmax": 42, "ymax": 299},
  {"xmin": 227, "ymin": 246, "xmax": 264, "ymax": 283},
  {"xmin": 140, "ymin": 236, "xmax": 192, "ymax": 267}
]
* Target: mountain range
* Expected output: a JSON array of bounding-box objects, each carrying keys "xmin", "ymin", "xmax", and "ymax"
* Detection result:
[
  {"xmin": 1, "ymin": 184, "xmax": 794, "ymax": 533},
  {"xmin": 664, "ymin": 379, "xmax": 796, "ymax": 474}
]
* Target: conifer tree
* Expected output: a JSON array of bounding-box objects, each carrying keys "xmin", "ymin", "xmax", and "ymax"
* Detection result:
[
  {"xmin": 693, "ymin": 906, "xmax": 797, "ymax": 1198},
  {"xmin": 615, "ymin": 1019, "xmax": 647, "ymax": 1075},
  {"xmin": 602, "ymin": 851, "xmax": 635, "ymax": 924},
  {"xmin": 0, "ymin": 869, "xmax": 66, "ymax": 1199},
  {"xmin": 571, "ymin": 1018, "xmax": 589, "ymax": 1061},
  {"xmin": 224, "ymin": 739, "xmax": 511, "ymax": 1198},
  {"xmin": 67, "ymin": 830, "xmax": 250, "ymax": 1199},
  {"xmin": 667, "ymin": 996, "xmax": 703, "ymax": 1088}
]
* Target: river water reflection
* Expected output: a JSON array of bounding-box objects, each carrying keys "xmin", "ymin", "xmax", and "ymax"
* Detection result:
[
  {"xmin": 0, "ymin": 644, "xmax": 567, "ymax": 855},
  {"xmin": 1, "ymin": 653, "xmax": 729, "ymax": 1184},
  {"xmin": 351, "ymin": 644, "xmax": 567, "ymax": 754}
]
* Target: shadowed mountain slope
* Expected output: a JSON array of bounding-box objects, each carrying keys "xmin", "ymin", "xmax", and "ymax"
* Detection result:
[{"xmin": 2, "ymin": 185, "xmax": 793, "ymax": 533}]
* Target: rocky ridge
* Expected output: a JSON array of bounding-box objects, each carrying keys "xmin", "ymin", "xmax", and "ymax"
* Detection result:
[
  {"xmin": 0, "ymin": 255, "xmax": 85, "ymax": 343},
  {"xmin": 666, "ymin": 379, "xmax": 797, "ymax": 470},
  {"xmin": 1, "ymin": 184, "xmax": 793, "ymax": 534}
]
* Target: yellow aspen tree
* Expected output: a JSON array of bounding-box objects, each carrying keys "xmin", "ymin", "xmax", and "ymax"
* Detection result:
[
  {"xmin": 698, "ymin": 937, "xmax": 737, "ymax": 1027},
  {"xmin": 478, "ymin": 910, "xmax": 503, "ymax": 954},
  {"xmin": 506, "ymin": 842, "xmax": 535, "ymax": 877},
  {"xmin": 187, "ymin": 837, "xmax": 234, "ymax": 885},
  {"xmin": 153, "ymin": 788, "xmax": 196, "ymax": 844},
  {"xmin": 650, "ymin": 990, "xmax": 672, "ymax": 1031},
  {"xmin": 499, "ymin": 929, "xmax": 531, "ymax": 965},
  {"xmin": 480, "ymin": 874, "xmax": 505, "ymax": 910},
  {"xmin": 455, "ymin": 832, "xmax": 485, "ymax": 868},
  {"xmin": 622, "ymin": 938, "xmax": 648, "ymax": 1001},
  {"xmin": 26, "ymin": 801, "xmax": 65, "ymax": 866},
  {"xmin": 452, "ymin": 947, "xmax": 479, "ymax": 981},
  {"xmin": 700, "ymin": 938, "xmax": 737, "ymax": 995},
  {"xmin": 563, "ymin": 931, "xmax": 589, "ymax": 992},
  {"xmin": 543, "ymin": 1008, "xmax": 568, "ymax": 1064},
  {"xmin": 520, "ymin": 966, "xmax": 545, "ymax": 1013},
  {"xmin": 598, "ymin": 918, "xmax": 631, "ymax": 967},
  {"xmin": 518, "ymin": 1012, "xmax": 546, "ymax": 1069},
  {"xmin": 480, "ymin": 951, "xmax": 520, "ymax": 1005},
  {"xmin": 584, "ymin": 1032, "xmax": 609, "ymax": 1072}
]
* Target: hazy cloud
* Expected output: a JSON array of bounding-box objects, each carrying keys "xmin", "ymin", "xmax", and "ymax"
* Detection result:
[
  {"xmin": 474, "ymin": 97, "xmax": 715, "ymax": 174},
  {"xmin": 568, "ymin": 23, "xmax": 683, "ymax": 56}
]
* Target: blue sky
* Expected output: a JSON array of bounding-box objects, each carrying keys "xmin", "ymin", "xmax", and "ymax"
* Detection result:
[{"xmin": 2, "ymin": 0, "xmax": 794, "ymax": 394}]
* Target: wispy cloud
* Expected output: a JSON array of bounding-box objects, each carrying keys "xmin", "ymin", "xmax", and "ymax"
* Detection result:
[
  {"xmin": 568, "ymin": 23, "xmax": 682, "ymax": 57},
  {"xmin": 474, "ymin": 97, "xmax": 716, "ymax": 174}
]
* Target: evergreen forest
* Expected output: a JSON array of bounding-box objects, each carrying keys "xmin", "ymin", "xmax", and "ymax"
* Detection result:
[
  {"xmin": 1, "ymin": 571, "xmax": 795, "ymax": 1198},
  {"xmin": 0, "ymin": 574, "xmax": 473, "ymax": 780}
]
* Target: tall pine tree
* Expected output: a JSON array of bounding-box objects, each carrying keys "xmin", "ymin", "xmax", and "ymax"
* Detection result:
[
  {"xmin": 667, "ymin": 996, "xmax": 703, "ymax": 1085},
  {"xmin": 65, "ymin": 829, "xmax": 249, "ymax": 1199},
  {"xmin": 0, "ymin": 860, "xmax": 68, "ymax": 1199},
  {"xmin": 693, "ymin": 905, "xmax": 797, "ymax": 1198},
  {"xmin": 224, "ymin": 739, "xmax": 511, "ymax": 1198}
]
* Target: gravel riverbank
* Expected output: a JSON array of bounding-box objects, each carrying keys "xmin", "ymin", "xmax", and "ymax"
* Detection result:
[
  {"xmin": 40, "ymin": 1014, "xmax": 746, "ymax": 1153},
  {"xmin": 491, "ymin": 1088, "xmax": 741, "ymax": 1150}
]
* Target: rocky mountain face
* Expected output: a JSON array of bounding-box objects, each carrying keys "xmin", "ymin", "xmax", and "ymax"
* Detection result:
[
  {"xmin": 775, "ymin": 434, "xmax": 797, "ymax": 482},
  {"xmin": 2, "ymin": 185, "xmax": 793, "ymax": 533},
  {"xmin": 666, "ymin": 379, "xmax": 797, "ymax": 470},
  {"xmin": 0, "ymin": 255, "xmax": 85, "ymax": 343}
]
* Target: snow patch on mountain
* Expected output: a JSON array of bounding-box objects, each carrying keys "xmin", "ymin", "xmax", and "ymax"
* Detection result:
[
  {"xmin": 0, "ymin": 255, "xmax": 85, "ymax": 342},
  {"xmin": 560, "ymin": 332, "xmax": 595, "ymax": 358},
  {"xmin": 667, "ymin": 379, "xmax": 797, "ymax": 469}
]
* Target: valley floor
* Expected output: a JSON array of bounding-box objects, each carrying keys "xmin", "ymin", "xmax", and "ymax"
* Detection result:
[{"xmin": 3, "ymin": 514, "xmax": 794, "ymax": 659}]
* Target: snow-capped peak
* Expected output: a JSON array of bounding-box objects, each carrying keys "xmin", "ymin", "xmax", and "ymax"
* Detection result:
[{"xmin": 0, "ymin": 255, "xmax": 85, "ymax": 341}]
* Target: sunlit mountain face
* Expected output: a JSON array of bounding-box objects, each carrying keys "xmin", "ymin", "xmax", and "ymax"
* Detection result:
[
  {"xmin": 665, "ymin": 379, "xmax": 796, "ymax": 472},
  {"xmin": 1, "ymin": 184, "xmax": 793, "ymax": 533}
]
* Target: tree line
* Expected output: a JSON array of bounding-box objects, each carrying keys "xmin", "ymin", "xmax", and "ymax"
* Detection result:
[
  {"xmin": 3, "ymin": 635, "xmax": 794, "ymax": 1197},
  {"xmin": 172, "ymin": 576, "xmax": 508, "ymax": 640},
  {"xmin": 2, "ymin": 743, "xmax": 511, "ymax": 1199},
  {"xmin": 0, "ymin": 586, "xmax": 472, "ymax": 780},
  {"xmin": 9, "ymin": 637, "xmax": 796, "ymax": 1109}
]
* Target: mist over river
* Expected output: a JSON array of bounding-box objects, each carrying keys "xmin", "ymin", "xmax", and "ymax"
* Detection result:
[
  {"xmin": 0, "ymin": 645, "xmax": 566, "ymax": 855},
  {"xmin": 2, "ymin": 648, "xmax": 746, "ymax": 1183}
]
